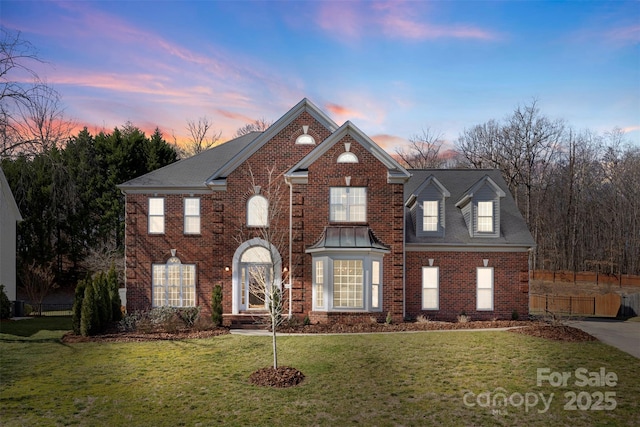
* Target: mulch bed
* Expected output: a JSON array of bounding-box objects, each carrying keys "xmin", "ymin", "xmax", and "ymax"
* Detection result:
[
  {"xmin": 508, "ymin": 323, "xmax": 597, "ymax": 342},
  {"xmin": 61, "ymin": 328, "xmax": 229, "ymax": 343},
  {"xmin": 249, "ymin": 366, "xmax": 305, "ymax": 388},
  {"xmin": 277, "ymin": 320, "xmax": 530, "ymax": 334}
]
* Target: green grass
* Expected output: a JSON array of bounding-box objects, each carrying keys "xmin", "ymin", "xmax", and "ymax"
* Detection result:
[
  {"xmin": 0, "ymin": 329, "xmax": 638, "ymax": 426},
  {"xmin": 0, "ymin": 316, "xmax": 71, "ymax": 340}
]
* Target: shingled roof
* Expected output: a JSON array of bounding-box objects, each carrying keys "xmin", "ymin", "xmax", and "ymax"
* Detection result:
[{"xmin": 405, "ymin": 169, "xmax": 535, "ymax": 249}]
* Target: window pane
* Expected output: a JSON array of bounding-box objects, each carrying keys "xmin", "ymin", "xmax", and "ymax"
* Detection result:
[
  {"xmin": 182, "ymin": 265, "xmax": 196, "ymax": 307},
  {"xmin": 333, "ymin": 260, "xmax": 363, "ymax": 308},
  {"xmin": 477, "ymin": 267, "xmax": 493, "ymax": 310},
  {"xmin": 247, "ymin": 195, "xmax": 268, "ymax": 227},
  {"xmin": 149, "ymin": 216, "xmax": 164, "ymax": 234},
  {"xmin": 422, "ymin": 267, "xmax": 439, "ymax": 310},
  {"xmin": 184, "ymin": 216, "xmax": 200, "ymax": 234},
  {"xmin": 423, "ymin": 201, "xmax": 438, "ymax": 231},
  {"xmin": 184, "ymin": 198, "xmax": 199, "ymax": 215},
  {"xmin": 315, "ymin": 260, "xmax": 324, "ymax": 308},
  {"xmin": 330, "ymin": 187, "xmax": 366, "ymax": 222},
  {"xmin": 152, "ymin": 264, "xmax": 166, "ymax": 307},
  {"xmin": 149, "ymin": 198, "xmax": 164, "ymax": 215},
  {"xmin": 477, "ymin": 201, "xmax": 493, "ymax": 232}
]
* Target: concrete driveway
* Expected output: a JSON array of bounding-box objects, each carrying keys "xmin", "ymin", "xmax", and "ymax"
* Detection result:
[{"xmin": 566, "ymin": 319, "xmax": 640, "ymax": 359}]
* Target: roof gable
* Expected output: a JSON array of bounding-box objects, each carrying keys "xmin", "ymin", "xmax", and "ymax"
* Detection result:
[
  {"xmin": 206, "ymin": 98, "xmax": 339, "ymax": 188},
  {"xmin": 285, "ymin": 121, "xmax": 410, "ymax": 184},
  {"xmin": 405, "ymin": 174, "xmax": 450, "ymax": 208},
  {"xmin": 455, "ymin": 175, "xmax": 506, "ymax": 208}
]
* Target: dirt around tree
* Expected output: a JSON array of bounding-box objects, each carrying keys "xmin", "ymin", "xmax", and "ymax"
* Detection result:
[
  {"xmin": 509, "ymin": 323, "xmax": 597, "ymax": 342},
  {"xmin": 249, "ymin": 366, "xmax": 305, "ymax": 388}
]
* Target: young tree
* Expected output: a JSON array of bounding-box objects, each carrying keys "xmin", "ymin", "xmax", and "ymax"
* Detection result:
[
  {"xmin": 235, "ymin": 164, "xmax": 289, "ymax": 369},
  {"xmin": 20, "ymin": 262, "xmax": 56, "ymax": 315}
]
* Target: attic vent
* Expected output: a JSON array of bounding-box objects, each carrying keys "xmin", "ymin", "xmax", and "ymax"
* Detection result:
[{"xmin": 295, "ymin": 125, "xmax": 315, "ymax": 145}]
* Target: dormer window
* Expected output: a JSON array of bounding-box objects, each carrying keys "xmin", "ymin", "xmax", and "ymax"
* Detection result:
[
  {"xmin": 477, "ymin": 201, "xmax": 493, "ymax": 233},
  {"xmin": 423, "ymin": 201, "xmax": 439, "ymax": 231}
]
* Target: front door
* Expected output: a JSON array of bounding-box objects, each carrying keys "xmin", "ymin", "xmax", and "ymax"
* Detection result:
[{"xmin": 240, "ymin": 263, "xmax": 271, "ymax": 310}]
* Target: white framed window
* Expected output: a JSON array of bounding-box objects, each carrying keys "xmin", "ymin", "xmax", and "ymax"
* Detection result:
[
  {"xmin": 477, "ymin": 267, "xmax": 494, "ymax": 311},
  {"xmin": 337, "ymin": 152, "xmax": 358, "ymax": 163},
  {"xmin": 152, "ymin": 256, "xmax": 196, "ymax": 307},
  {"xmin": 477, "ymin": 201, "xmax": 493, "ymax": 232},
  {"xmin": 148, "ymin": 197, "xmax": 165, "ymax": 234},
  {"xmin": 184, "ymin": 198, "xmax": 200, "ymax": 234},
  {"xmin": 314, "ymin": 260, "xmax": 324, "ymax": 309},
  {"xmin": 296, "ymin": 134, "xmax": 315, "ymax": 145},
  {"xmin": 333, "ymin": 259, "xmax": 363, "ymax": 308},
  {"xmin": 371, "ymin": 260, "xmax": 381, "ymax": 309},
  {"xmin": 247, "ymin": 195, "xmax": 268, "ymax": 227},
  {"xmin": 330, "ymin": 187, "xmax": 366, "ymax": 222},
  {"xmin": 422, "ymin": 266, "xmax": 439, "ymax": 310},
  {"xmin": 423, "ymin": 200, "xmax": 439, "ymax": 232}
]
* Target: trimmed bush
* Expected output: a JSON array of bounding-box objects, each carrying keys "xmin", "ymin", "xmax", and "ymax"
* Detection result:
[
  {"xmin": 80, "ymin": 280, "xmax": 99, "ymax": 336},
  {"xmin": 107, "ymin": 266, "xmax": 122, "ymax": 322},
  {"xmin": 72, "ymin": 279, "xmax": 87, "ymax": 335},
  {"xmin": 211, "ymin": 285, "xmax": 223, "ymax": 326},
  {"xmin": 0, "ymin": 285, "xmax": 11, "ymax": 319}
]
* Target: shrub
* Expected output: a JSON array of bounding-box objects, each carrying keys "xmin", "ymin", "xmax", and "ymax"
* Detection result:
[
  {"xmin": 303, "ymin": 315, "xmax": 311, "ymax": 326},
  {"xmin": 416, "ymin": 314, "xmax": 431, "ymax": 324},
  {"xmin": 72, "ymin": 279, "xmax": 87, "ymax": 335},
  {"xmin": 107, "ymin": 265, "xmax": 122, "ymax": 322},
  {"xmin": 0, "ymin": 285, "xmax": 11, "ymax": 319},
  {"xmin": 211, "ymin": 285, "xmax": 223, "ymax": 327},
  {"xmin": 457, "ymin": 314, "xmax": 470, "ymax": 323},
  {"xmin": 118, "ymin": 312, "xmax": 141, "ymax": 332},
  {"xmin": 177, "ymin": 306, "xmax": 201, "ymax": 328},
  {"xmin": 385, "ymin": 311, "xmax": 393, "ymax": 324},
  {"xmin": 95, "ymin": 272, "xmax": 110, "ymax": 327},
  {"xmin": 511, "ymin": 310, "xmax": 519, "ymax": 320},
  {"xmin": 80, "ymin": 280, "xmax": 99, "ymax": 336}
]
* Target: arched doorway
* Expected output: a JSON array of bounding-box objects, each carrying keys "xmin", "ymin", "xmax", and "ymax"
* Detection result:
[{"xmin": 231, "ymin": 238, "xmax": 282, "ymax": 314}]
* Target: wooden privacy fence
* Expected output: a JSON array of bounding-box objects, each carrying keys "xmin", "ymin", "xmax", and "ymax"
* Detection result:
[
  {"xmin": 532, "ymin": 270, "xmax": 640, "ymax": 287},
  {"xmin": 530, "ymin": 293, "xmax": 621, "ymax": 317}
]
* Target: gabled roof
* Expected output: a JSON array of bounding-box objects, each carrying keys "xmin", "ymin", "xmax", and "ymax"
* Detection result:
[
  {"xmin": 455, "ymin": 174, "xmax": 506, "ymax": 208},
  {"xmin": 285, "ymin": 120, "xmax": 411, "ymax": 184},
  {"xmin": 405, "ymin": 174, "xmax": 450, "ymax": 208},
  {"xmin": 306, "ymin": 226, "xmax": 390, "ymax": 253},
  {"xmin": 206, "ymin": 98, "xmax": 339, "ymax": 189},
  {"xmin": 118, "ymin": 132, "xmax": 260, "ymax": 193},
  {"xmin": 0, "ymin": 167, "xmax": 22, "ymax": 221},
  {"xmin": 405, "ymin": 169, "xmax": 535, "ymax": 249}
]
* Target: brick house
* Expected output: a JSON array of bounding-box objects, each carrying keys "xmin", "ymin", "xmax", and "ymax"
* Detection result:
[{"xmin": 118, "ymin": 99, "xmax": 534, "ymax": 324}]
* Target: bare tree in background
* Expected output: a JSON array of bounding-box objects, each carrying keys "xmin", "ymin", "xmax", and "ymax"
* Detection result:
[
  {"xmin": 20, "ymin": 261, "xmax": 57, "ymax": 316},
  {"xmin": 1, "ymin": 28, "xmax": 73, "ymax": 158},
  {"xmin": 181, "ymin": 116, "xmax": 222, "ymax": 157},
  {"xmin": 234, "ymin": 117, "xmax": 272, "ymax": 138},
  {"xmin": 395, "ymin": 127, "xmax": 446, "ymax": 169}
]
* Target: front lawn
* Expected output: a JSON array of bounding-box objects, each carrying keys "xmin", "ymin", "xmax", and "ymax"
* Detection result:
[{"xmin": 1, "ymin": 329, "xmax": 638, "ymax": 426}]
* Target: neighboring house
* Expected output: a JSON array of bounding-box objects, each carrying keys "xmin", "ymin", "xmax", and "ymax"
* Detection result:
[
  {"xmin": 119, "ymin": 99, "xmax": 534, "ymax": 324},
  {"xmin": 0, "ymin": 167, "xmax": 23, "ymax": 302}
]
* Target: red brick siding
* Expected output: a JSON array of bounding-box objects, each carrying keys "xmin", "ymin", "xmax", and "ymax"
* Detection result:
[{"xmin": 405, "ymin": 251, "xmax": 529, "ymax": 321}]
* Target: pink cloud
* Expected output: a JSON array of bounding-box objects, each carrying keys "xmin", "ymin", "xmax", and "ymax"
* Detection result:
[
  {"xmin": 214, "ymin": 109, "xmax": 255, "ymax": 124},
  {"xmin": 315, "ymin": 0, "xmax": 499, "ymax": 42},
  {"xmin": 370, "ymin": 133, "xmax": 408, "ymax": 151}
]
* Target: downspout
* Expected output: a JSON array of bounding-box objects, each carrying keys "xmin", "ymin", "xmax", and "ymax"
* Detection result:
[
  {"xmin": 402, "ymin": 193, "xmax": 406, "ymax": 320},
  {"xmin": 120, "ymin": 189, "xmax": 127, "ymax": 313},
  {"xmin": 286, "ymin": 178, "xmax": 293, "ymax": 319}
]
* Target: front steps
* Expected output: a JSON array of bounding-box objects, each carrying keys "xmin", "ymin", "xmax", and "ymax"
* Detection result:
[{"xmin": 224, "ymin": 312, "xmax": 270, "ymax": 330}]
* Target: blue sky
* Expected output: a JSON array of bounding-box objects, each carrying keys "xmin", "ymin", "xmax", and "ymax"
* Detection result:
[{"xmin": 3, "ymin": 0, "xmax": 639, "ymax": 150}]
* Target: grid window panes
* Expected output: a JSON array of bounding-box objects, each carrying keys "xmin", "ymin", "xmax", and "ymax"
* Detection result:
[
  {"xmin": 333, "ymin": 260, "xmax": 363, "ymax": 308},
  {"xmin": 477, "ymin": 267, "xmax": 493, "ymax": 310},
  {"xmin": 477, "ymin": 201, "xmax": 493, "ymax": 232},
  {"xmin": 315, "ymin": 260, "xmax": 324, "ymax": 308},
  {"xmin": 247, "ymin": 195, "xmax": 268, "ymax": 227},
  {"xmin": 371, "ymin": 260, "xmax": 380, "ymax": 309},
  {"xmin": 330, "ymin": 187, "xmax": 366, "ymax": 222},
  {"xmin": 422, "ymin": 266, "xmax": 439, "ymax": 310},
  {"xmin": 148, "ymin": 198, "xmax": 165, "ymax": 234},
  {"xmin": 184, "ymin": 198, "xmax": 200, "ymax": 234},
  {"xmin": 423, "ymin": 200, "xmax": 438, "ymax": 231},
  {"xmin": 152, "ymin": 257, "xmax": 196, "ymax": 307}
]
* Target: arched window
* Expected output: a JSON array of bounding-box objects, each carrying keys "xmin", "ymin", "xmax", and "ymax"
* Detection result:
[
  {"xmin": 152, "ymin": 256, "xmax": 196, "ymax": 307},
  {"xmin": 247, "ymin": 195, "xmax": 268, "ymax": 227},
  {"xmin": 337, "ymin": 152, "xmax": 358, "ymax": 163},
  {"xmin": 295, "ymin": 134, "xmax": 315, "ymax": 145}
]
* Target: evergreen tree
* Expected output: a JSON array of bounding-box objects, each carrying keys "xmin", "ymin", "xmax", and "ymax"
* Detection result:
[
  {"xmin": 80, "ymin": 280, "xmax": 98, "ymax": 336},
  {"xmin": 71, "ymin": 278, "xmax": 87, "ymax": 335},
  {"xmin": 107, "ymin": 265, "xmax": 122, "ymax": 322}
]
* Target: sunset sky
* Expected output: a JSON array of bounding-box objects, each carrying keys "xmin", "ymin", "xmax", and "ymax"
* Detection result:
[{"xmin": 3, "ymin": 0, "xmax": 639, "ymax": 150}]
